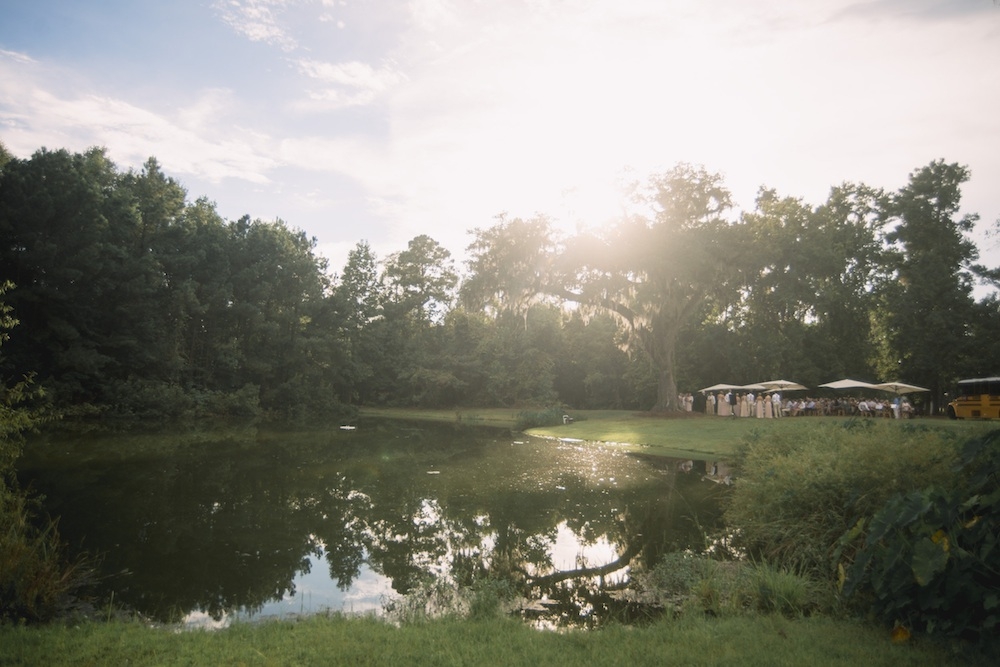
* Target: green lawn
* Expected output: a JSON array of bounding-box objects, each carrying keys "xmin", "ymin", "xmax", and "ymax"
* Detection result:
[
  {"xmin": 360, "ymin": 407, "xmax": 991, "ymax": 460},
  {"xmin": 2, "ymin": 613, "xmax": 988, "ymax": 667}
]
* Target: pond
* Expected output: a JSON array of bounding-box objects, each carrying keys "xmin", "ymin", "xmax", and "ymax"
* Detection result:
[{"xmin": 17, "ymin": 419, "xmax": 728, "ymax": 628}]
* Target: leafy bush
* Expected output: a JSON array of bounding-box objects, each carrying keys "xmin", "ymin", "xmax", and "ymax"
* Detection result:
[
  {"xmin": 1, "ymin": 285, "xmax": 90, "ymax": 624},
  {"xmin": 102, "ymin": 379, "xmax": 196, "ymax": 421},
  {"xmin": 102, "ymin": 381, "xmax": 265, "ymax": 422},
  {"xmin": 724, "ymin": 421, "xmax": 963, "ymax": 575},
  {"xmin": 201, "ymin": 383, "xmax": 262, "ymax": 419},
  {"xmin": 837, "ymin": 430, "xmax": 1000, "ymax": 641},
  {"xmin": 646, "ymin": 552, "xmax": 705, "ymax": 596},
  {"xmin": 262, "ymin": 377, "xmax": 356, "ymax": 423},
  {"xmin": 514, "ymin": 408, "xmax": 566, "ymax": 430}
]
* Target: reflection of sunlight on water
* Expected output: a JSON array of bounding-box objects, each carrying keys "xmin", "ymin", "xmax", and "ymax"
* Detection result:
[
  {"xmin": 550, "ymin": 521, "xmax": 621, "ymax": 574},
  {"xmin": 182, "ymin": 549, "xmax": 394, "ymax": 629}
]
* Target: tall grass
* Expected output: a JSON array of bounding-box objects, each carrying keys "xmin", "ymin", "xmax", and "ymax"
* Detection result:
[
  {"xmin": 640, "ymin": 554, "xmax": 824, "ymax": 619},
  {"xmin": 0, "ymin": 483, "xmax": 94, "ymax": 623}
]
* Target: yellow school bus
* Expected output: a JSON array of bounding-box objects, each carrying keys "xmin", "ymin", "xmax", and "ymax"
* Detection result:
[{"xmin": 947, "ymin": 377, "xmax": 1000, "ymax": 419}]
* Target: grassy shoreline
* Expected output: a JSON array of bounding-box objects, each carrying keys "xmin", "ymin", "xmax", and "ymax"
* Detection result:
[{"xmin": 360, "ymin": 406, "xmax": 988, "ymax": 460}]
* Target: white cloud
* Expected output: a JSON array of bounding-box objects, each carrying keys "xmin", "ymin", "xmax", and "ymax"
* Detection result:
[
  {"xmin": 295, "ymin": 58, "xmax": 406, "ymax": 109},
  {"xmin": 407, "ymin": 0, "xmax": 460, "ymax": 31},
  {"xmin": 0, "ymin": 55, "xmax": 277, "ymax": 184},
  {"xmin": 0, "ymin": 49, "xmax": 35, "ymax": 65},
  {"xmin": 213, "ymin": 0, "xmax": 299, "ymax": 50},
  {"xmin": 362, "ymin": 0, "xmax": 1000, "ymax": 230}
]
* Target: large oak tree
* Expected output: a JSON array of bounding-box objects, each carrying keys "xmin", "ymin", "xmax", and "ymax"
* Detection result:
[{"xmin": 561, "ymin": 164, "xmax": 743, "ymax": 412}]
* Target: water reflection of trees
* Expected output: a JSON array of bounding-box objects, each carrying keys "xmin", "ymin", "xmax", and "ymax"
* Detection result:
[{"xmin": 18, "ymin": 423, "xmax": 725, "ymax": 623}]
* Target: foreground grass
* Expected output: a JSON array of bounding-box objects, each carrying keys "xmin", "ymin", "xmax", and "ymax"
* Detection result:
[
  {"xmin": 360, "ymin": 406, "xmax": 993, "ymax": 460},
  {"xmin": 2, "ymin": 613, "xmax": 986, "ymax": 667}
]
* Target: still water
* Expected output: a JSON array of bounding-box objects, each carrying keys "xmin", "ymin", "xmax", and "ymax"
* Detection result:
[{"xmin": 17, "ymin": 419, "xmax": 727, "ymax": 627}]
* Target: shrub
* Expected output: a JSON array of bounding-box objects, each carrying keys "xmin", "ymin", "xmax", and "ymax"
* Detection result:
[
  {"xmin": 646, "ymin": 552, "xmax": 705, "ymax": 596},
  {"xmin": 0, "ymin": 483, "xmax": 94, "ymax": 623},
  {"xmin": 837, "ymin": 430, "xmax": 1000, "ymax": 641},
  {"xmin": 468, "ymin": 577, "xmax": 518, "ymax": 620},
  {"xmin": 201, "ymin": 383, "xmax": 262, "ymax": 419},
  {"xmin": 102, "ymin": 379, "xmax": 196, "ymax": 421},
  {"xmin": 678, "ymin": 559, "xmax": 821, "ymax": 618},
  {"xmin": 262, "ymin": 377, "xmax": 355, "ymax": 423},
  {"xmin": 0, "ymin": 286, "xmax": 90, "ymax": 623},
  {"xmin": 645, "ymin": 554, "xmax": 822, "ymax": 618},
  {"xmin": 747, "ymin": 562, "xmax": 822, "ymax": 617},
  {"xmin": 723, "ymin": 421, "xmax": 963, "ymax": 575},
  {"xmin": 514, "ymin": 408, "xmax": 565, "ymax": 430}
]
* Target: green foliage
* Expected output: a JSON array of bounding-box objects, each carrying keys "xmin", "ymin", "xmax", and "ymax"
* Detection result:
[
  {"xmin": 3, "ymin": 143, "xmax": 1000, "ymax": 419},
  {"xmin": 745, "ymin": 561, "xmax": 823, "ymax": 617},
  {"xmin": 877, "ymin": 160, "xmax": 981, "ymax": 404},
  {"xmin": 733, "ymin": 184, "xmax": 887, "ymax": 387},
  {"xmin": 264, "ymin": 375, "xmax": 352, "ymax": 423},
  {"xmin": 199, "ymin": 384, "xmax": 262, "ymax": 419},
  {"xmin": 645, "ymin": 551, "xmax": 705, "ymax": 597},
  {"xmin": 0, "ymin": 149, "xmax": 351, "ymax": 422},
  {"xmin": 0, "ymin": 283, "xmax": 44, "ymax": 458},
  {"xmin": 461, "ymin": 214, "xmax": 557, "ymax": 318},
  {"xmin": 467, "ymin": 577, "xmax": 518, "ymax": 620},
  {"xmin": 513, "ymin": 407, "xmax": 565, "ymax": 430},
  {"xmin": 724, "ymin": 421, "xmax": 964, "ymax": 575},
  {"xmin": 561, "ymin": 165, "xmax": 741, "ymax": 411},
  {"xmin": 645, "ymin": 554, "xmax": 823, "ymax": 619},
  {"xmin": 1, "ymin": 283, "xmax": 89, "ymax": 624},
  {"xmin": 384, "ymin": 234, "xmax": 458, "ymax": 323},
  {"xmin": 98, "ymin": 380, "xmax": 264, "ymax": 422},
  {"xmin": 102, "ymin": 379, "xmax": 197, "ymax": 421},
  {"xmin": 838, "ymin": 430, "xmax": 1000, "ymax": 640},
  {"xmin": 0, "ymin": 487, "xmax": 94, "ymax": 623},
  {"xmin": 552, "ymin": 312, "xmax": 641, "ymax": 410}
]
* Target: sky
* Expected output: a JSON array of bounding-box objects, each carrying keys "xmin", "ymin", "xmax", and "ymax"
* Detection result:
[{"xmin": 2, "ymin": 0, "xmax": 1000, "ymax": 278}]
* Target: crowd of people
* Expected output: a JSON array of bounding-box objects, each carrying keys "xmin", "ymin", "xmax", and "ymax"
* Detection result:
[{"xmin": 677, "ymin": 391, "xmax": 915, "ymax": 418}]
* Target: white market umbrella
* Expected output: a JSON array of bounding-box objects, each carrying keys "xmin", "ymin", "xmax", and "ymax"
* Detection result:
[
  {"xmin": 874, "ymin": 381, "xmax": 930, "ymax": 395},
  {"xmin": 741, "ymin": 383, "xmax": 768, "ymax": 391},
  {"xmin": 700, "ymin": 383, "xmax": 744, "ymax": 393},
  {"xmin": 758, "ymin": 379, "xmax": 808, "ymax": 392},
  {"xmin": 819, "ymin": 379, "xmax": 879, "ymax": 390}
]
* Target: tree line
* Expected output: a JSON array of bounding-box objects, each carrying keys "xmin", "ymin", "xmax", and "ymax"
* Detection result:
[{"xmin": 1, "ymin": 141, "xmax": 998, "ymax": 421}]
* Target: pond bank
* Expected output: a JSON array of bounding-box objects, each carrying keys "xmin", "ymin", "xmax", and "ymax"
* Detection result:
[{"xmin": 360, "ymin": 407, "xmax": 976, "ymax": 460}]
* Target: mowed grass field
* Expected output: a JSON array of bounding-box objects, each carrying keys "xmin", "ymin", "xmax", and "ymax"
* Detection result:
[{"xmin": 359, "ymin": 406, "xmax": 992, "ymax": 460}]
